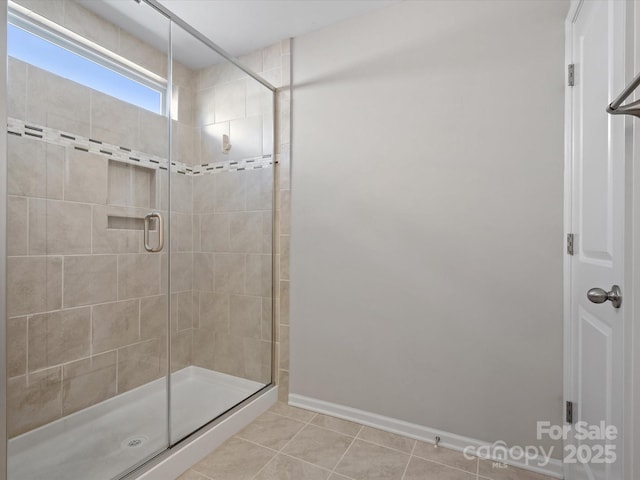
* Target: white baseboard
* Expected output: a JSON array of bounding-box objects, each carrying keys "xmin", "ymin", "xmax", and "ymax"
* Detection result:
[
  {"xmin": 289, "ymin": 393, "xmax": 564, "ymax": 479},
  {"xmin": 137, "ymin": 386, "xmax": 277, "ymax": 480}
]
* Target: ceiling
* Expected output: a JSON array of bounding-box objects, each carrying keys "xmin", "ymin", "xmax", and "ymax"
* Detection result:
[{"xmin": 78, "ymin": 0, "xmax": 400, "ymax": 70}]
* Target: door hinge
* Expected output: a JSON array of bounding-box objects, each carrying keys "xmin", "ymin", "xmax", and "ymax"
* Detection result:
[
  {"xmin": 567, "ymin": 233, "xmax": 575, "ymax": 255},
  {"xmin": 568, "ymin": 64, "xmax": 575, "ymax": 87},
  {"xmin": 566, "ymin": 400, "xmax": 574, "ymax": 424}
]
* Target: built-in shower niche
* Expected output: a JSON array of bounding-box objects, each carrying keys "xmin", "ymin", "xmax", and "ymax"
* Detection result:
[{"xmin": 107, "ymin": 160, "xmax": 157, "ymax": 209}]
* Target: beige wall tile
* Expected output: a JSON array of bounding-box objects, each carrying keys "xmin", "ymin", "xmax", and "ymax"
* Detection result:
[
  {"xmin": 193, "ymin": 252, "xmax": 214, "ymax": 292},
  {"xmin": 63, "ymin": 255, "xmax": 117, "ymax": 308},
  {"xmin": 230, "ymin": 295, "xmax": 262, "ymax": 339},
  {"xmin": 239, "ymin": 49, "xmax": 263, "ymax": 74},
  {"xmin": 244, "ymin": 337, "xmax": 271, "ymax": 383},
  {"xmin": 201, "ymin": 213, "xmax": 230, "ymax": 252},
  {"xmin": 92, "ymin": 205, "xmax": 145, "ymax": 254},
  {"xmin": 281, "ymin": 38, "xmax": 291, "ymax": 56},
  {"xmin": 214, "ymin": 80, "xmax": 247, "ymax": 123},
  {"xmin": 29, "ymin": 199, "xmax": 92, "ymax": 255},
  {"xmin": 196, "ymin": 86, "xmax": 215, "ymax": 127},
  {"xmin": 193, "ymin": 214, "xmax": 202, "ymax": 252},
  {"xmin": 64, "ymin": 0, "xmax": 119, "ymax": 52},
  {"xmin": 230, "ymin": 211, "xmax": 263, "ymax": 253},
  {"xmin": 171, "ymin": 329, "xmax": 192, "ymax": 372},
  {"xmin": 262, "ymin": 43, "xmax": 282, "ymax": 71},
  {"xmin": 62, "ymin": 351, "xmax": 117, "ymax": 415},
  {"xmin": 26, "ymin": 65, "xmax": 91, "ymax": 136},
  {"xmin": 229, "ymin": 116, "xmax": 263, "ymax": 162},
  {"xmin": 246, "ymin": 254, "xmax": 271, "ymax": 297},
  {"xmin": 246, "ymin": 80, "xmax": 272, "ymax": 118},
  {"xmin": 92, "ymin": 299, "xmax": 140, "ymax": 353},
  {"xmin": 91, "ymin": 91, "xmax": 138, "ymax": 148},
  {"xmin": 118, "ymin": 29, "xmax": 168, "ymax": 78},
  {"xmin": 199, "ymin": 292, "xmax": 229, "ymax": 333},
  {"xmin": 175, "ymin": 122, "xmax": 197, "ymax": 166},
  {"xmin": 262, "ymin": 210, "xmax": 274, "ymax": 255},
  {"xmin": 107, "ymin": 162, "xmax": 157, "ymax": 209},
  {"xmin": 246, "ymin": 167, "xmax": 273, "ymax": 211},
  {"xmin": 28, "ymin": 307, "xmax": 91, "ymax": 372},
  {"xmin": 8, "ymin": 135, "xmax": 64, "ymax": 199},
  {"xmin": 7, "ymin": 196, "xmax": 28, "ymax": 256},
  {"xmin": 260, "ymin": 68, "xmax": 282, "ymax": 89},
  {"xmin": 278, "ymin": 145, "xmax": 291, "ymax": 190},
  {"xmin": 64, "ymin": 149, "xmax": 108, "ymax": 204},
  {"xmin": 280, "ymin": 280, "xmax": 290, "ymax": 325},
  {"xmin": 171, "ymin": 173, "xmax": 193, "ymax": 213},
  {"xmin": 214, "ymin": 253, "xmax": 245, "ymax": 294},
  {"xmin": 279, "ymin": 189, "xmax": 290, "ymax": 235},
  {"xmin": 262, "ymin": 297, "xmax": 273, "ymax": 342},
  {"xmin": 280, "ymin": 235, "xmax": 290, "ymax": 281},
  {"xmin": 8, "ymin": 256, "xmax": 62, "ymax": 316},
  {"xmin": 212, "ymin": 332, "xmax": 245, "ymax": 377},
  {"xmin": 8, "ymin": 367, "xmax": 62, "ymax": 437},
  {"xmin": 7, "ymin": 317, "xmax": 27, "ymax": 378},
  {"xmin": 118, "ymin": 254, "xmax": 161, "ymax": 299},
  {"xmin": 170, "ymin": 252, "xmax": 194, "ymax": 293},
  {"xmin": 200, "ymin": 122, "xmax": 229, "ymax": 164},
  {"xmin": 172, "ymin": 213, "xmax": 193, "ymax": 252},
  {"xmin": 198, "ymin": 62, "xmax": 246, "ymax": 91},
  {"xmin": 281, "ymin": 54, "xmax": 291, "ymax": 87},
  {"xmin": 174, "ymin": 72, "xmax": 196, "ymax": 127},
  {"xmin": 192, "ymin": 327, "xmax": 215, "ymax": 370},
  {"xmin": 193, "ymin": 174, "xmax": 216, "ymax": 214},
  {"xmin": 140, "ymin": 294, "xmax": 168, "ymax": 340},
  {"xmin": 139, "ymin": 109, "xmax": 169, "ymax": 158},
  {"xmin": 215, "ymin": 171, "xmax": 246, "ymax": 212},
  {"xmin": 279, "ymin": 325, "xmax": 289, "ymax": 371},
  {"xmin": 117, "ymin": 338, "xmax": 163, "ymax": 393},
  {"xmin": 278, "ymin": 369, "xmax": 289, "ymax": 402},
  {"xmin": 177, "ymin": 291, "xmax": 194, "ymax": 330},
  {"xmin": 8, "ymin": 58, "xmax": 27, "ymax": 120}
]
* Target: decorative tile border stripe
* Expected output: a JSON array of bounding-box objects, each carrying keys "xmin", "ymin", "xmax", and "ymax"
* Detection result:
[{"xmin": 7, "ymin": 117, "xmax": 273, "ymax": 175}]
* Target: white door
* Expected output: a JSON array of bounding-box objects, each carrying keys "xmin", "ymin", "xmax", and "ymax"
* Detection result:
[{"xmin": 567, "ymin": 1, "xmax": 625, "ymax": 479}]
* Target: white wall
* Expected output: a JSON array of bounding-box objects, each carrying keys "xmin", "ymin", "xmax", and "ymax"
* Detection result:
[{"xmin": 290, "ymin": 0, "xmax": 568, "ymax": 453}]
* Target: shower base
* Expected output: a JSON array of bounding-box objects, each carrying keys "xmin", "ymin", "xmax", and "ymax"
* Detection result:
[{"xmin": 7, "ymin": 366, "xmax": 265, "ymax": 480}]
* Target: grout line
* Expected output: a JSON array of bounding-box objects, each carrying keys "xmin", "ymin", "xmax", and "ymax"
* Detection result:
[
  {"xmin": 329, "ymin": 425, "xmax": 362, "ymax": 477},
  {"xmin": 400, "ymin": 440, "xmax": 417, "ymax": 480},
  {"xmin": 190, "ymin": 467, "xmax": 215, "ymax": 480},
  {"xmin": 246, "ymin": 408, "xmax": 319, "ymax": 480}
]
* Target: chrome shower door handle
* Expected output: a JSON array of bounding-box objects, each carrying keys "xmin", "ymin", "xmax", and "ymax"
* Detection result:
[{"xmin": 144, "ymin": 212, "xmax": 164, "ymax": 252}]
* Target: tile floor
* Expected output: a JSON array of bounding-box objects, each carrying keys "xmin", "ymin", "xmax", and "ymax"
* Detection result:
[{"xmin": 178, "ymin": 402, "xmax": 555, "ymax": 480}]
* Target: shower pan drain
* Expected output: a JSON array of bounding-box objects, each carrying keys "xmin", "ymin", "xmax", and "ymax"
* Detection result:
[{"xmin": 121, "ymin": 436, "xmax": 148, "ymax": 449}]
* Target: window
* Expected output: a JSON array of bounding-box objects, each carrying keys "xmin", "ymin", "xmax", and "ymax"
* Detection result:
[{"xmin": 8, "ymin": 11, "xmax": 166, "ymax": 114}]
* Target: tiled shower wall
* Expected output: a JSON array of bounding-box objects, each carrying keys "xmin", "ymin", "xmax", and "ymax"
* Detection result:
[{"xmin": 6, "ymin": 0, "xmax": 291, "ymax": 437}]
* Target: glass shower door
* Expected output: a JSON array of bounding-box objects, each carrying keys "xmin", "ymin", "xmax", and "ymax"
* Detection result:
[
  {"xmin": 6, "ymin": 1, "xmax": 171, "ymax": 478},
  {"xmin": 168, "ymin": 20, "xmax": 275, "ymax": 444}
]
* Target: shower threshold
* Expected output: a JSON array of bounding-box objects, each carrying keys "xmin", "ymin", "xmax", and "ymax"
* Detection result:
[{"xmin": 7, "ymin": 366, "xmax": 265, "ymax": 480}]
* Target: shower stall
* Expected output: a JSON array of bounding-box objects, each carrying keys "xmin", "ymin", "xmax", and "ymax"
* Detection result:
[{"xmin": 3, "ymin": 0, "xmax": 277, "ymax": 478}]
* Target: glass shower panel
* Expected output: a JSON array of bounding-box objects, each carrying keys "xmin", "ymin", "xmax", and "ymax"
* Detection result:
[
  {"xmin": 6, "ymin": 1, "xmax": 171, "ymax": 478},
  {"xmin": 169, "ymin": 22, "xmax": 275, "ymax": 444}
]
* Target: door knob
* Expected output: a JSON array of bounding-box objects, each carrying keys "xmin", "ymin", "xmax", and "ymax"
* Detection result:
[{"xmin": 587, "ymin": 285, "xmax": 622, "ymax": 308}]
